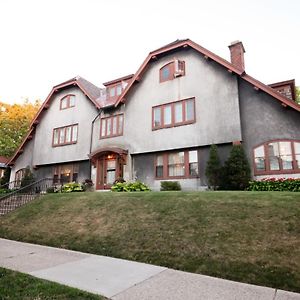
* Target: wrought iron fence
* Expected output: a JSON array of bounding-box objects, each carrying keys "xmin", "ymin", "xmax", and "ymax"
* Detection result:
[{"xmin": 0, "ymin": 178, "xmax": 65, "ymax": 215}]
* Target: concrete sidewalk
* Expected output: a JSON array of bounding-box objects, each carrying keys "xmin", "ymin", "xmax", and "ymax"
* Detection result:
[{"xmin": 0, "ymin": 238, "xmax": 299, "ymax": 300}]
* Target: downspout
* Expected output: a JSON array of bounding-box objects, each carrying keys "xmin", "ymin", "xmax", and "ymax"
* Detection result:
[{"xmin": 89, "ymin": 108, "xmax": 102, "ymax": 179}]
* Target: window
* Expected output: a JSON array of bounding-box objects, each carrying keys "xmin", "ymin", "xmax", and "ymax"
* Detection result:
[
  {"xmin": 108, "ymin": 84, "xmax": 123, "ymax": 99},
  {"xmin": 253, "ymin": 140, "xmax": 300, "ymax": 175},
  {"xmin": 60, "ymin": 95, "xmax": 75, "ymax": 110},
  {"xmin": 152, "ymin": 98, "xmax": 195, "ymax": 130},
  {"xmin": 100, "ymin": 114, "xmax": 124, "ymax": 138},
  {"xmin": 155, "ymin": 150, "xmax": 199, "ymax": 179},
  {"xmin": 53, "ymin": 124, "xmax": 78, "ymax": 146},
  {"xmin": 53, "ymin": 164, "xmax": 79, "ymax": 184},
  {"xmin": 159, "ymin": 60, "xmax": 185, "ymax": 83},
  {"xmin": 15, "ymin": 168, "xmax": 26, "ymax": 183}
]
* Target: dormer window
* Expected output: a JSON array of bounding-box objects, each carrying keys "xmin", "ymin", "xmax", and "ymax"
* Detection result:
[
  {"xmin": 159, "ymin": 60, "xmax": 185, "ymax": 83},
  {"xmin": 60, "ymin": 95, "xmax": 76, "ymax": 110},
  {"xmin": 108, "ymin": 84, "xmax": 123, "ymax": 99}
]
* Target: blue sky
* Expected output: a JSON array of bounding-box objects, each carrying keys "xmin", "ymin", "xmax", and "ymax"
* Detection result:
[{"xmin": 0, "ymin": 0, "xmax": 299, "ymax": 104}]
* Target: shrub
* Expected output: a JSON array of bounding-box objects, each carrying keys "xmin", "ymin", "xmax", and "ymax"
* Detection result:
[
  {"xmin": 111, "ymin": 181, "xmax": 150, "ymax": 192},
  {"xmin": 248, "ymin": 178, "xmax": 300, "ymax": 192},
  {"xmin": 160, "ymin": 181, "xmax": 181, "ymax": 191},
  {"xmin": 61, "ymin": 182, "xmax": 84, "ymax": 193},
  {"xmin": 220, "ymin": 144, "xmax": 251, "ymax": 190},
  {"xmin": 0, "ymin": 168, "xmax": 11, "ymax": 187},
  {"xmin": 205, "ymin": 144, "xmax": 221, "ymax": 190},
  {"xmin": 20, "ymin": 167, "xmax": 35, "ymax": 188},
  {"xmin": 82, "ymin": 179, "xmax": 94, "ymax": 192},
  {"xmin": 46, "ymin": 187, "xmax": 55, "ymax": 193},
  {"xmin": 0, "ymin": 188, "xmax": 9, "ymax": 195}
]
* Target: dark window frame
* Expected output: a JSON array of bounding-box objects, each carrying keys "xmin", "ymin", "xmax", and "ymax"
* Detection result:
[
  {"xmin": 60, "ymin": 94, "xmax": 76, "ymax": 110},
  {"xmin": 155, "ymin": 149, "xmax": 199, "ymax": 179},
  {"xmin": 52, "ymin": 124, "xmax": 78, "ymax": 147},
  {"xmin": 53, "ymin": 163, "xmax": 79, "ymax": 184},
  {"xmin": 152, "ymin": 98, "xmax": 196, "ymax": 130},
  {"xmin": 100, "ymin": 113, "xmax": 124, "ymax": 139},
  {"xmin": 253, "ymin": 139, "xmax": 300, "ymax": 175},
  {"xmin": 159, "ymin": 60, "xmax": 185, "ymax": 83}
]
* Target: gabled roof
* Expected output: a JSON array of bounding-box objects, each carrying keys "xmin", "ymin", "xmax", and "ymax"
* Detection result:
[
  {"xmin": 115, "ymin": 39, "xmax": 300, "ymax": 113},
  {"xmin": 268, "ymin": 79, "xmax": 296, "ymax": 101},
  {"xmin": 8, "ymin": 76, "xmax": 102, "ymax": 165}
]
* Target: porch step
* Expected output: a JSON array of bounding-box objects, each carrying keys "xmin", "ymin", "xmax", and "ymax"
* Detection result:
[{"xmin": 0, "ymin": 194, "xmax": 38, "ymax": 215}]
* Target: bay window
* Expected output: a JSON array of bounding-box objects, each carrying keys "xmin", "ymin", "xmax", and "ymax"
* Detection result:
[{"xmin": 253, "ymin": 140, "xmax": 300, "ymax": 174}]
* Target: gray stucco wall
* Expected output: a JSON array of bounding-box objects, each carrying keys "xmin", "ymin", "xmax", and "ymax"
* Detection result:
[
  {"xmin": 238, "ymin": 78, "xmax": 300, "ymax": 176},
  {"xmin": 91, "ymin": 48, "xmax": 242, "ymax": 158},
  {"xmin": 133, "ymin": 143, "xmax": 232, "ymax": 190},
  {"xmin": 10, "ymin": 138, "xmax": 35, "ymax": 181},
  {"xmin": 33, "ymin": 87, "xmax": 98, "ymax": 166}
]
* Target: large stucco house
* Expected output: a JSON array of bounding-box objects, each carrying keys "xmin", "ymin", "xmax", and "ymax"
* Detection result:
[{"xmin": 7, "ymin": 39, "xmax": 300, "ymax": 190}]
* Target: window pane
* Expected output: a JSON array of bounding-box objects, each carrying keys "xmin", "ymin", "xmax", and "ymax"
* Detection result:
[
  {"xmin": 153, "ymin": 107, "xmax": 161, "ymax": 127},
  {"xmin": 118, "ymin": 115, "xmax": 123, "ymax": 134},
  {"xmin": 269, "ymin": 157, "xmax": 280, "ymax": 170},
  {"xmin": 189, "ymin": 150, "xmax": 197, "ymax": 163},
  {"xmin": 156, "ymin": 166, "xmax": 163, "ymax": 177},
  {"xmin": 109, "ymin": 87, "xmax": 115, "ymax": 97},
  {"xmin": 65, "ymin": 126, "xmax": 72, "ymax": 143},
  {"xmin": 168, "ymin": 152, "xmax": 185, "ymax": 177},
  {"xmin": 254, "ymin": 145, "xmax": 265, "ymax": 171},
  {"xmin": 162, "ymin": 66, "xmax": 170, "ymax": 80},
  {"xmin": 112, "ymin": 116, "xmax": 117, "ymax": 135},
  {"xmin": 116, "ymin": 84, "xmax": 122, "ymax": 96},
  {"xmin": 59, "ymin": 128, "xmax": 65, "ymax": 144},
  {"xmin": 101, "ymin": 119, "xmax": 106, "ymax": 137},
  {"xmin": 295, "ymin": 142, "xmax": 300, "ymax": 154},
  {"xmin": 279, "ymin": 142, "xmax": 292, "ymax": 155},
  {"xmin": 156, "ymin": 155, "xmax": 163, "ymax": 166},
  {"xmin": 107, "ymin": 118, "xmax": 112, "ymax": 136},
  {"xmin": 188, "ymin": 151, "xmax": 198, "ymax": 176},
  {"xmin": 185, "ymin": 99, "xmax": 194, "ymax": 121},
  {"xmin": 69, "ymin": 95, "xmax": 75, "ymax": 107},
  {"xmin": 164, "ymin": 105, "xmax": 172, "ymax": 125},
  {"xmin": 296, "ymin": 155, "xmax": 300, "ymax": 168},
  {"xmin": 61, "ymin": 98, "xmax": 67, "ymax": 109},
  {"xmin": 268, "ymin": 143, "xmax": 279, "ymax": 156},
  {"xmin": 174, "ymin": 102, "xmax": 183, "ymax": 123},
  {"xmin": 72, "ymin": 125, "xmax": 78, "ymax": 142},
  {"xmin": 281, "ymin": 155, "xmax": 293, "ymax": 170},
  {"xmin": 53, "ymin": 129, "xmax": 59, "ymax": 145}
]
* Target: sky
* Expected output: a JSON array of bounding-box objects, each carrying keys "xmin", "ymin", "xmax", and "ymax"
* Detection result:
[{"xmin": 0, "ymin": 0, "xmax": 299, "ymax": 104}]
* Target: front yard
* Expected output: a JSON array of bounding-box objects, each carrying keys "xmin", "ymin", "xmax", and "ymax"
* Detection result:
[{"xmin": 0, "ymin": 191, "xmax": 299, "ymax": 292}]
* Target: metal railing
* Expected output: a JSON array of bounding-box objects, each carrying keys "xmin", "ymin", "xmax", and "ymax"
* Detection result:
[{"xmin": 0, "ymin": 178, "xmax": 65, "ymax": 215}]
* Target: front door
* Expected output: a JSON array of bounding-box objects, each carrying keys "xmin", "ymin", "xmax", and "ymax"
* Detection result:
[{"xmin": 96, "ymin": 153, "xmax": 121, "ymax": 189}]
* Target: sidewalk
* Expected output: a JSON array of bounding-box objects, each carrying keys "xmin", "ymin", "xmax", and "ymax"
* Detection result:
[{"xmin": 0, "ymin": 238, "xmax": 299, "ymax": 300}]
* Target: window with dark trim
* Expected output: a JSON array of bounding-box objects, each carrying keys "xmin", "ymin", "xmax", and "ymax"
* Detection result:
[
  {"xmin": 159, "ymin": 60, "xmax": 185, "ymax": 83},
  {"xmin": 155, "ymin": 150, "xmax": 199, "ymax": 179},
  {"xmin": 53, "ymin": 124, "xmax": 78, "ymax": 146},
  {"xmin": 152, "ymin": 98, "xmax": 195, "ymax": 130},
  {"xmin": 60, "ymin": 95, "xmax": 76, "ymax": 110},
  {"xmin": 53, "ymin": 164, "xmax": 79, "ymax": 184},
  {"xmin": 100, "ymin": 114, "xmax": 124, "ymax": 138},
  {"xmin": 253, "ymin": 140, "xmax": 300, "ymax": 175}
]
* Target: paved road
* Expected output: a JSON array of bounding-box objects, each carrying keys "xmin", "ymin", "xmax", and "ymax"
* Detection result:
[{"xmin": 0, "ymin": 238, "xmax": 299, "ymax": 299}]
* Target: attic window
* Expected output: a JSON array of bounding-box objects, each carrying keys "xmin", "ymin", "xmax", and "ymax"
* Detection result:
[
  {"xmin": 159, "ymin": 60, "xmax": 185, "ymax": 83},
  {"xmin": 60, "ymin": 95, "xmax": 76, "ymax": 110}
]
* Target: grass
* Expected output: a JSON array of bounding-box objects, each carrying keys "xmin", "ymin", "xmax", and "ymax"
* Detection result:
[
  {"xmin": 0, "ymin": 191, "xmax": 299, "ymax": 293},
  {"xmin": 0, "ymin": 267, "xmax": 104, "ymax": 299}
]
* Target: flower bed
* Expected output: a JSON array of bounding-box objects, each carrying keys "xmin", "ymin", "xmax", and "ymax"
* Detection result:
[{"xmin": 248, "ymin": 178, "xmax": 300, "ymax": 192}]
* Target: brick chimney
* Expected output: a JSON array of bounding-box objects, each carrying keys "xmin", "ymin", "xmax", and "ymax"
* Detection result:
[{"xmin": 228, "ymin": 41, "xmax": 245, "ymax": 71}]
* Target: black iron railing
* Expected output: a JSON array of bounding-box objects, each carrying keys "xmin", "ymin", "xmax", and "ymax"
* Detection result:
[{"xmin": 0, "ymin": 178, "xmax": 65, "ymax": 215}]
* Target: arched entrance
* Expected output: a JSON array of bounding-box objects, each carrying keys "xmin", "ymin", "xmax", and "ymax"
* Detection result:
[{"xmin": 90, "ymin": 147, "xmax": 128, "ymax": 190}]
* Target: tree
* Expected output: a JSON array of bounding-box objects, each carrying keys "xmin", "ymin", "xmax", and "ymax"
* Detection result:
[
  {"xmin": 205, "ymin": 144, "xmax": 221, "ymax": 190},
  {"xmin": 221, "ymin": 144, "xmax": 251, "ymax": 190},
  {"xmin": 296, "ymin": 86, "xmax": 300, "ymax": 104},
  {"xmin": 0, "ymin": 99, "xmax": 40, "ymax": 157}
]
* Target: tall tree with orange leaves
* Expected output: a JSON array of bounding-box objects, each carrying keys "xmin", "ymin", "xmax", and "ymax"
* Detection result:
[{"xmin": 0, "ymin": 100, "xmax": 41, "ymax": 157}]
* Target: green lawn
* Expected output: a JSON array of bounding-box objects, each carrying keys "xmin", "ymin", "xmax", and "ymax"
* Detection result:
[
  {"xmin": 0, "ymin": 191, "xmax": 299, "ymax": 292},
  {"xmin": 0, "ymin": 267, "xmax": 104, "ymax": 299}
]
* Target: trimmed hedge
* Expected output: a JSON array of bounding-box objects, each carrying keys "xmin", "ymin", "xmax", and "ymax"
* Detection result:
[
  {"xmin": 160, "ymin": 181, "xmax": 181, "ymax": 191},
  {"xmin": 248, "ymin": 178, "xmax": 300, "ymax": 192}
]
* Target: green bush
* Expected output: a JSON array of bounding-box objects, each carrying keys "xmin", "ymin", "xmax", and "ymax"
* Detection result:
[
  {"xmin": 61, "ymin": 182, "xmax": 84, "ymax": 193},
  {"xmin": 248, "ymin": 178, "xmax": 300, "ymax": 192},
  {"xmin": 20, "ymin": 167, "xmax": 35, "ymax": 188},
  {"xmin": 160, "ymin": 181, "xmax": 181, "ymax": 191},
  {"xmin": 111, "ymin": 181, "xmax": 150, "ymax": 192},
  {"xmin": 205, "ymin": 144, "xmax": 221, "ymax": 190},
  {"xmin": 0, "ymin": 188, "xmax": 9, "ymax": 195},
  {"xmin": 220, "ymin": 145, "xmax": 251, "ymax": 190}
]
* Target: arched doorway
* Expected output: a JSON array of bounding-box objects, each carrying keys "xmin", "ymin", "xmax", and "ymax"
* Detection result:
[{"xmin": 90, "ymin": 147, "xmax": 127, "ymax": 190}]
